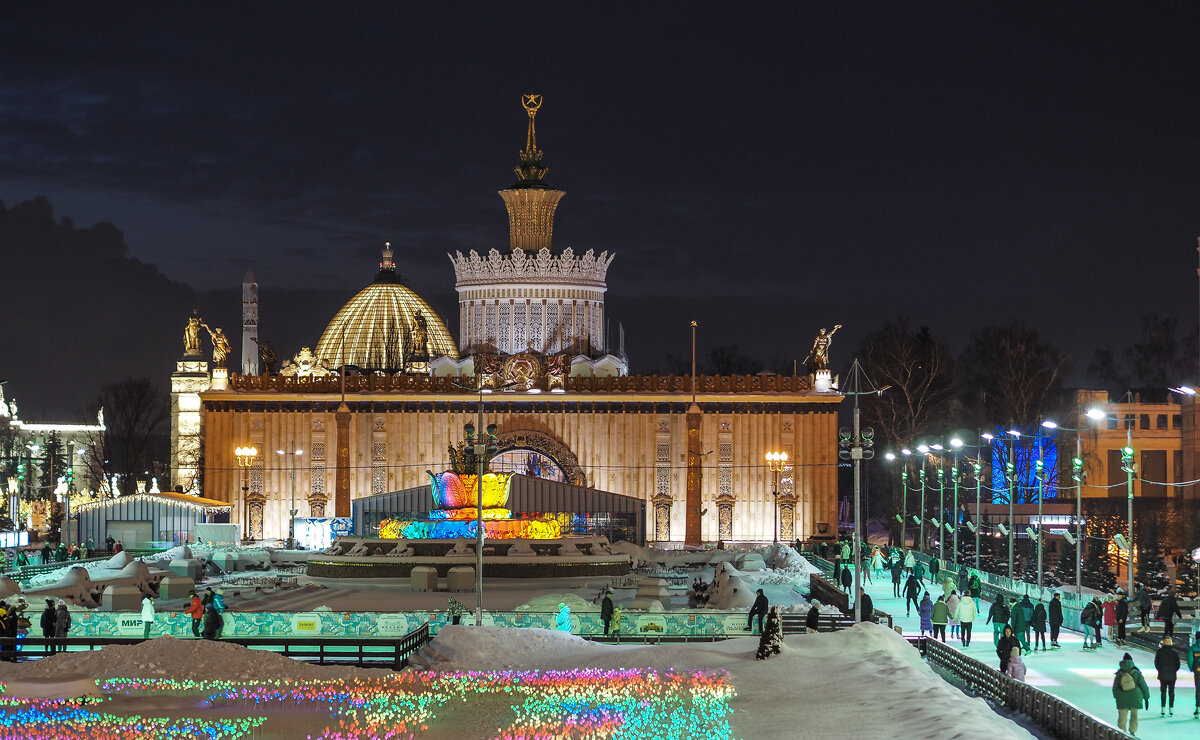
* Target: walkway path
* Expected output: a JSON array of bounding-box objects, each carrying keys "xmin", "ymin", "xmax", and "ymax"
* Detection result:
[{"xmin": 856, "ymin": 571, "xmax": 1198, "ymax": 739}]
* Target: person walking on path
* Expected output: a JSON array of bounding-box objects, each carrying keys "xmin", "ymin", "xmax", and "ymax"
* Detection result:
[
  {"xmin": 1016, "ymin": 594, "xmax": 1033, "ymax": 652},
  {"xmin": 931, "ymin": 594, "xmax": 949, "ymax": 642},
  {"xmin": 39, "ymin": 599, "xmax": 56, "ymax": 654},
  {"xmin": 1030, "ymin": 599, "xmax": 1048, "ymax": 652},
  {"xmin": 1134, "ymin": 582, "xmax": 1152, "ymax": 632},
  {"xmin": 1188, "ymin": 631, "xmax": 1200, "ymax": 718},
  {"xmin": 202, "ymin": 605, "xmax": 223, "ymax": 640},
  {"xmin": 1009, "ymin": 595, "xmax": 1029, "ymax": 653},
  {"xmin": 903, "ymin": 573, "xmax": 921, "ymax": 617},
  {"xmin": 140, "ymin": 596, "xmax": 155, "ymax": 639},
  {"xmin": 1115, "ymin": 591, "xmax": 1129, "ymax": 646},
  {"xmin": 556, "ymin": 602, "xmax": 572, "ymax": 633},
  {"xmin": 839, "ymin": 564, "xmax": 852, "ymax": 593},
  {"xmin": 987, "ymin": 596, "xmax": 1011, "ymax": 647},
  {"xmin": 1154, "ymin": 637, "xmax": 1180, "ymax": 716},
  {"xmin": 1005, "ymin": 646, "xmax": 1027, "ymax": 682},
  {"xmin": 840, "ymin": 540, "xmax": 851, "ymax": 563},
  {"xmin": 1049, "ymin": 593, "xmax": 1064, "ymax": 648},
  {"xmin": 53, "ymin": 600, "xmax": 70, "ymax": 653},
  {"xmin": 997, "ymin": 625, "xmax": 1019, "ymax": 673},
  {"xmin": 955, "ymin": 592, "xmax": 977, "ymax": 647},
  {"xmin": 968, "ymin": 571, "xmax": 982, "ymax": 609},
  {"xmin": 747, "ymin": 589, "xmax": 769, "ymax": 633},
  {"xmin": 1112, "ymin": 652, "xmax": 1150, "ymax": 736},
  {"xmin": 184, "ymin": 590, "xmax": 203, "ymax": 637},
  {"xmin": 806, "ymin": 600, "xmax": 821, "ymax": 632},
  {"xmin": 918, "ymin": 592, "xmax": 934, "ymax": 637},
  {"xmin": 1158, "ymin": 588, "xmax": 1182, "ymax": 640},
  {"xmin": 946, "ymin": 590, "xmax": 961, "ymax": 640},
  {"xmin": 891, "ymin": 559, "xmax": 904, "ymax": 598},
  {"xmin": 601, "ymin": 590, "xmax": 614, "ymax": 635},
  {"xmin": 105, "ymin": 535, "xmax": 115, "ymax": 556}
]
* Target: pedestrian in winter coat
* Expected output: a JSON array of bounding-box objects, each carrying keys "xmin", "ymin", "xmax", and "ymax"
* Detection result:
[
  {"xmin": 556, "ymin": 603, "xmax": 572, "ymax": 633},
  {"xmin": 748, "ymin": 589, "xmax": 769, "ymax": 633},
  {"xmin": 202, "ymin": 605, "xmax": 223, "ymax": 640},
  {"xmin": 918, "ymin": 593, "xmax": 934, "ymax": 636},
  {"xmin": 904, "ymin": 575, "xmax": 921, "ymax": 616},
  {"xmin": 891, "ymin": 560, "xmax": 904, "ymax": 598},
  {"xmin": 1115, "ymin": 592, "xmax": 1129, "ymax": 645},
  {"xmin": 955, "ymin": 594, "xmax": 977, "ymax": 647},
  {"xmin": 957, "ymin": 567, "xmax": 970, "ymax": 596},
  {"xmin": 1030, "ymin": 601, "xmax": 1048, "ymax": 652},
  {"xmin": 858, "ymin": 592, "xmax": 874, "ymax": 623},
  {"xmin": 903, "ymin": 550, "xmax": 916, "ymax": 573},
  {"xmin": 947, "ymin": 592, "xmax": 961, "ymax": 638},
  {"xmin": 1158, "ymin": 589, "xmax": 1183, "ymax": 639},
  {"xmin": 941, "ymin": 577, "xmax": 955, "ymax": 600},
  {"xmin": 1103, "ymin": 595, "xmax": 1117, "ymax": 640},
  {"xmin": 39, "ymin": 599, "xmax": 55, "ymax": 654},
  {"xmin": 987, "ymin": 597, "xmax": 1010, "ymax": 646},
  {"xmin": 610, "ymin": 604, "xmax": 623, "ymax": 634},
  {"xmin": 140, "ymin": 596, "xmax": 155, "ymax": 639},
  {"xmin": 1155, "ymin": 637, "xmax": 1181, "ymax": 715},
  {"xmin": 806, "ymin": 600, "xmax": 821, "ymax": 632},
  {"xmin": 1048, "ymin": 593, "xmax": 1064, "ymax": 647},
  {"xmin": 1009, "ymin": 597, "xmax": 1029, "ymax": 652},
  {"xmin": 997, "ymin": 625, "xmax": 1019, "ymax": 673},
  {"xmin": 184, "ymin": 590, "xmax": 204, "ymax": 637},
  {"xmin": 839, "ymin": 565, "xmax": 852, "ymax": 592},
  {"xmin": 929, "ymin": 558, "xmax": 940, "ymax": 583},
  {"xmin": 913, "ymin": 560, "xmax": 926, "ymax": 583},
  {"xmin": 1188, "ymin": 632, "xmax": 1200, "ymax": 718},
  {"xmin": 1112, "ymin": 652, "xmax": 1150, "ymax": 736},
  {"xmin": 869, "ymin": 548, "xmax": 884, "ymax": 575},
  {"xmin": 840, "ymin": 541, "xmax": 851, "ymax": 562},
  {"xmin": 105, "ymin": 535, "xmax": 115, "ymax": 555},
  {"xmin": 113, "ymin": 540, "xmax": 123, "ymax": 554},
  {"xmin": 931, "ymin": 595, "xmax": 949, "ymax": 642},
  {"xmin": 968, "ymin": 573, "xmax": 982, "ymax": 608},
  {"xmin": 1134, "ymin": 583, "xmax": 1152, "ymax": 631},
  {"xmin": 601, "ymin": 591, "xmax": 614, "ymax": 635},
  {"xmin": 1082, "ymin": 597, "xmax": 1103, "ymax": 647},
  {"xmin": 1006, "ymin": 646, "xmax": 1027, "ymax": 682},
  {"xmin": 54, "ymin": 600, "xmax": 70, "ymax": 654}
]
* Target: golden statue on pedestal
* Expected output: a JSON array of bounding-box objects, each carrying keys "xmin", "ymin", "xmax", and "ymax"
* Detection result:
[
  {"xmin": 804, "ymin": 324, "xmax": 842, "ymax": 371},
  {"xmin": 201, "ymin": 323, "xmax": 232, "ymax": 367},
  {"xmin": 183, "ymin": 310, "xmax": 204, "ymax": 357}
]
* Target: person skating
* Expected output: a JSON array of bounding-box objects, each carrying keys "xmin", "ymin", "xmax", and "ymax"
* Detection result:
[
  {"xmin": 39, "ymin": 599, "xmax": 55, "ymax": 654},
  {"xmin": 1154, "ymin": 637, "xmax": 1180, "ymax": 716},
  {"xmin": 1103, "ymin": 593, "xmax": 1117, "ymax": 642},
  {"xmin": 184, "ymin": 590, "xmax": 204, "ymax": 637},
  {"xmin": 1048, "ymin": 592, "xmax": 1064, "ymax": 648},
  {"xmin": 747, "ymin": 589, "xmax": 769, "ymax": 633},
  {"xmin": 918, "ymin": 592, "xmax": 933, "ymax": 637},
  {"xmin": 968, "ymin": 571, "xmax": 982, "ymax": 609},
  {"xmin": 869, "ymin": 547, "xmax": 884, "ymax": 577},
  {"xmin": 601, "ymin": 590, "xmax": 614, "ymax": 635},
  {"xmin": 903, "ymin": 573, "xmax": 921, "ymax": 617},
  {"xmin": 1134, "ymin": 582, "xmax": 1152, "ymax": 632},
  {"xmin": 1157, "ymin": 588, "xmax": 1182, "ymax": 640},
  {"xmin": 1030, "ymin": 599, "xmax": 1048, "ymax": 652},
  {"xmin": 912, "ymin": 559, "xmax": 926, "ymax": 584},
  {"xmin": 1005, "ymin": 646, "xmax": 1027, "ymax": 682},
  {"xmin": 903, "ymin": 549, "xmax": 916, "ymax": 575},
  {"xmin": 957, "ymin": 567, "xmax": 970, "ymax": 598},
  {"xmin": 1081, "ymin": 596, "xmax": 1103, "ymax": 649},
  {"xmin": 955, "ymin": 590, "xmax": 977, "ymax": 647},
  {"xmin": 1112, "ymin": 652, "xmax": 1150, "ymax": 736},
  {"xmin": 1010, "ymin": 595, "xmax": 1030, "ymax": 653},
  {"xmin": 931, "ymin": 594, "xmax": 949, "ymax": 642},
  {"xmin": 987, "ymin": 596, "xmax": 1010, "ymax": 647},
  {"xmin": 891, "ymin": 558, "xmax": 904, "ymax": 598},
  {"xmin": 1115, "ymin": 591, "xmax": 1129, "ymax": 647},
  {"xmin": 929, "ymin": 557, "xmax": 940, "ymax": 585},
  {"xmin": 1188, "ymin": 631, "xmax": 1200, "ymax": 718},
  {"xmin": 997, "ymin": 625, "xmax": 1019, "ymax": 673},
  {"xmin": 806, "ymin": 600, "xmax": 821, "ymax": 632},
  {"xmin": 946, "ymin": 590, "xmax": 961, "ymax": 640},
  {"xmin": 140, "ymin": 595, "xmax": 155, "ymax": 640}
]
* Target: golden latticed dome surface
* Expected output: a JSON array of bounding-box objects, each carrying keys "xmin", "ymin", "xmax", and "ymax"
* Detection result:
[{"xmin": 315, "ymin": 244, "xmax": 458, "ymax": 371}]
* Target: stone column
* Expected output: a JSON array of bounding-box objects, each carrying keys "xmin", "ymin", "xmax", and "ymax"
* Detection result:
[
  {"xmin": 335, "ymin": 401, "xmax": 351, "ymax": 517},
  {"xmin": 652, "ymin": 492, "xmax": 673, "ymax": 541},
  {"xmin": 685, "ymin": 402, "xmax": 703, "ymax": 546}
]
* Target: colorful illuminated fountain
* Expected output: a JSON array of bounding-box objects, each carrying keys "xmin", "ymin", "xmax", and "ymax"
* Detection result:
[{"xmin": 378, "ymin": 426, "xmax": 565, "ymax": 540}]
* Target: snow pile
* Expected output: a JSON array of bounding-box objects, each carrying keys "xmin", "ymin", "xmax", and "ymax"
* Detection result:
[
  {"xmin": 415, "ymin": 622, "xmax": 1032, "ymax": 739},
  {"xmin": 514, "ymin": 593, "xmax": 599, "ymax": 612},
  {"xmin": 704, "ymin": 562, "xmax": 757, "ymax": 610},
  {"xmin": 0, "ymin": 636, "xmax": 369, "ymax": 682},
  {"xmin": 609, "ymin": 541, "xmax": 736, "ymax": 569}
]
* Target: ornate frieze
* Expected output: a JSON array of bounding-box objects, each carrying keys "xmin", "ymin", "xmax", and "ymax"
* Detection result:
[{"xmin": 449, "ymin": 247, "xmax": 614, "ymax": 288}]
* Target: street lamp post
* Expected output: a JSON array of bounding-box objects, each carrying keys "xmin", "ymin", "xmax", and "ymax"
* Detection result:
[
  {"xmin": 900, "ymin": 448, "xmax": 913, "ymax": 548},
  {"xmin": 1086, "ymin": 400, "xmax": 1136, "ymax": 599},
  {"xmin": 1072, "ymin": 437, "xmax": 1085, "ymax": 596},
  {"xmin": 1035, "ymin": 440, "xmax": 1046, "ymax": 588},
  {"xmin": 972, "ymin": 458, "xmax": 982, "ymax": 573},
  {"xmin": 837, "ymin": 360, "xmax": 880, "ymax": 624},
  {"xmin": 1006, "ymin": 428, "xmax": 1019, "ymax": 579},
  {"xmin": 765, "ymin": 451, "xmax": 788, "ymax": 543},
  {"xmin": 936, "ymin": 461, "xmax": 945, "ymax": 563},
  {"xmin": 917, "ymin": 462, "xmax": 927, "ymax": 553},
  {"xmin": 234, "ymin": 445, "xmax": 258, "ymax": 542},
  {"xmin": 950, "ymin": 437, "xmax": 963, "ymax": 565},
  {"xmin": 276, "ymin": 443, "xmax": 302, "ymax": 548}
]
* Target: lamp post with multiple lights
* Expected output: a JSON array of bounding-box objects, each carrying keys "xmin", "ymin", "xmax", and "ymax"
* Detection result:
[
  {"xmin": 765, "ymin": 451, "xmax": 788, "ymax": 543},
  {"xmin": 1086, "ymin": 399, "xmax": 1135, "ymax": 599},
  {"xmin": 234, "ymin": 445, "xmax": 258, "ymax": 542}
]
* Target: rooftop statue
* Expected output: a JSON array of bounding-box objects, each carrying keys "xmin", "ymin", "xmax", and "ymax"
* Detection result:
[
  {"xmin": 183, "ymin": 310, "xmax": 204, "ymax": 357},
  {"xmin": 201, "ymin": 323, "xmax": 231, "ymax": 367},
  {"xmin": 804, "ymin": 324, "xmax": 842, "ymax": 372}
]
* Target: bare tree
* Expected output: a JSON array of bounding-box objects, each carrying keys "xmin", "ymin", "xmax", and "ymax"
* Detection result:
[
  {"xmin": 88, "ymin": 378, "xmax": 169, "ymax": 496},
  {"xmin": 858, "ymin": 320, "xmax": 954, "ymax": 448},
  {"xmin": 959, "ymin": 321, "xmax": 1069, "ymax": 429}
]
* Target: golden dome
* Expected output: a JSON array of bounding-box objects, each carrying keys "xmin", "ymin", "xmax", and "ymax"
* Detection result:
[{"xmin": 314, "ymin": 245, "xmax": 459, "ymax": 370}]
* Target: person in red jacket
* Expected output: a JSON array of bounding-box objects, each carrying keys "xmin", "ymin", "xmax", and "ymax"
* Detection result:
[
  {"xmin": 184, "ymin": 590, "xmax": 204, "ymax": 638},
  {"xmin": 1103, "ymin": 594, "xmax": 1118, "ymax": 641}
]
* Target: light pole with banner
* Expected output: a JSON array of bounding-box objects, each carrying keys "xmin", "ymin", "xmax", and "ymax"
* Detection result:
[{"xmin": 838, "ymin": 360, "xmax": 884, "ymax": 623}]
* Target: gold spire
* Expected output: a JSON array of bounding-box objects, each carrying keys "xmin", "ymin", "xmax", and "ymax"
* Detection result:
[{"xmin": 512, "ymin": 93, "xmax": 550, "ymax": 188}]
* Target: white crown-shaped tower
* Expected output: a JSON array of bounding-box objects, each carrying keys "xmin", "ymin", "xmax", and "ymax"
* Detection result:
[{"xmin": 451, "ymin": 96, "xmax": 619, "ymax": 360}]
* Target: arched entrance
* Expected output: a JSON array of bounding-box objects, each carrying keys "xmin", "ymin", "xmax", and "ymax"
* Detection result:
[{"xmin": 493, "ymin": 430, "xmax": 587, "ymax": 487}]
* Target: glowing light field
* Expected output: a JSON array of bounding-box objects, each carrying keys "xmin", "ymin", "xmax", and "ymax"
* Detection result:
[{"xmin": 0, "ymin": 669, "xmax": 734, "ymax": 740}]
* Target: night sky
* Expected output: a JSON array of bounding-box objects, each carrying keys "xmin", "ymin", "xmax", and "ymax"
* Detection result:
[{"xmin": 4, "ymin": 4, "xmax": 1200, "ymax": 419}]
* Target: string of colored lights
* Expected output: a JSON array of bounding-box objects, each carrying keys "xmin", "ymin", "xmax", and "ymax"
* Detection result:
[{"xmin": 0, "ymin": 668, "xmax": 735, "ymax": 739}]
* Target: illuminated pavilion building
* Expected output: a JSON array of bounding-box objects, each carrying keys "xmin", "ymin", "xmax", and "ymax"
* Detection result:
[{"xmin": 172, "ymin": 97, "xmax": 842, "ymax": 545}]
